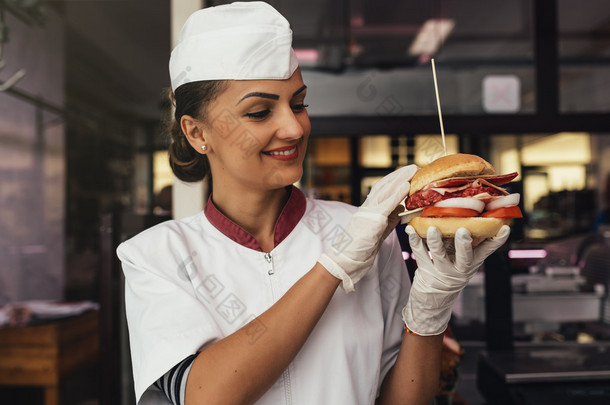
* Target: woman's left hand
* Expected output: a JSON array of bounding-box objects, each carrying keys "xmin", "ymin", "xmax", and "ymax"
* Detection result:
[{"xmin": 318, "ymin": 164, "xmax": 418, "ymax": 292}]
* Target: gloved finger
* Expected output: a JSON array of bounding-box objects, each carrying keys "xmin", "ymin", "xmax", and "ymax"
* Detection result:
[
  {"xmin": 473, "ymin": 225, "xmax": 511, "ymax": 265},
  {"xmin": 454, "ymin": 227, "xmax": 474, "ymax": 273},
  {"xmin": 472, "ymin": 237, "xmax": 484, "ymax": 247},
  {"xmin": 362, "ymin": 165, "xmax": 418, "ymax": 210},
  {"xmin": 361, "ymin": 180, "xmax": 410, "ymax": 215},
  {"xmin": 426, "ymin": 226, "xmax": 452, "ymax": 268},
  {"xmin": 379, "ymin": 164, "xmax": 418, "ymax": 189},
  {"xmin": 382, "ymin": 205, "xmax": 404, "ymax": 240},
  {"xmin": 406, "ymin": 225, "xmax": 433, "ymax": 267}
]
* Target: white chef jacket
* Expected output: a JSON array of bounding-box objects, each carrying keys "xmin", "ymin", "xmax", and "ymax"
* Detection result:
[{"xmin": 117, "ymin": 186, "xmax": 411, "ymax": 405}]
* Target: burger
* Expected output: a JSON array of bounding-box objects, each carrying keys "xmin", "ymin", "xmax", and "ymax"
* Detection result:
[{"xmin": 400, "ymin": 153, "xmax": 522, "ymax": 238}]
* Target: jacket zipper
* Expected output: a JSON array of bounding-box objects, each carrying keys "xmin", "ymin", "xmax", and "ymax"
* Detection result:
[
  {"xmin": 263, "ymin": 252, "xmax": 292, "ymax": 405},
  {"xmin": 264, "ymin": 252, "xmax": 274, "ymax": 274},
  {"xmin": 264, "ymin": 253, "xmax": 275, "ymax": 301}
]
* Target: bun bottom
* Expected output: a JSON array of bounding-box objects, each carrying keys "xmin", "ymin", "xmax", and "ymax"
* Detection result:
[{"xmin": 409, "ymin": 216, "xmax": 510, "ymax": 239}]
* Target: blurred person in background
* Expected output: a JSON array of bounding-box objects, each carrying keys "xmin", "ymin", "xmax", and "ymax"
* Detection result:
[{"xmin": 594, "ymin": 173, "xmax": 610, "ymax": 231}]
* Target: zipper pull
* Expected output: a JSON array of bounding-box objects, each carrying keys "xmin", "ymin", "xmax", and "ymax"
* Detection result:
[{"xmin": 264, "ymin": 253, "xmax": 274, "ymax": 275}]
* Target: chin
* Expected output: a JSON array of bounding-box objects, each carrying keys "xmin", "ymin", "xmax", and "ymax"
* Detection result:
[{"xmin": 261, "ymin": 166, "xmax": 303, "ymax": 190}]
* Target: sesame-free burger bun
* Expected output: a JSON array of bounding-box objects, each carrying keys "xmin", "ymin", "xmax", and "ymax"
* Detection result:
[
  {"xmin": 409, "ymin": 153, "xmax": 495, "ymax": 196},
  {"xmin": 409, "ymin": 216, "xmax": 510, "ymax": 239}
]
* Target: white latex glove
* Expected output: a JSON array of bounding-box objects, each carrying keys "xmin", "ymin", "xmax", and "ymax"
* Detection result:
[
  {"xmin": 318, "ymin": 164, "xmax": 418, "ymax": 292},
  {"xmin": 402, "ymin": 225, "xmax": 511, "ymax": 335}
]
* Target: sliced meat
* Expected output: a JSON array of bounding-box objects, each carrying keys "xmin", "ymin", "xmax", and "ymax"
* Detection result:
[
  {"xmin": 446, "ymin": 186, "xmax": 505, "ymax": 199},
  {"xmin": 428, "ymin": 172, "xmax": 518, "ymax": 189},
  {"xmin": 406, "ymin": 189, "xmax": 445, "ymax": 209},
  {"xmin": 472, "ymin": 178, "xmax": 510, "ymax": 195},
  {"xmin": 405, "ymin": 186, "xmax": 505, "ymax": 210},
  {"xmin": 430, "ymin": 183, "xmax": 472, "ymax": 195}
]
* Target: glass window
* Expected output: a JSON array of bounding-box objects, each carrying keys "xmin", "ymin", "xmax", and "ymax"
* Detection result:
[
  {"xmin": 559, "ymin": 67, "xmax": 610, "ymax": 113},
  {"xmin": 489, "ymin": 135, "xmax": 521, "ymax": 181},
  {"xmin": 310, "ymin": 137, "xmax": 351, "ymax": 166},
  {"xmin": 300, "ymin": 0, "xmax": 535, "ymax": 116},
  {"xmin": 153, "ymin": 150, "xmax": 173, "ymax": 194},
  {"xmin": 151, "ymin": 150, "xmax": 174, "ymax": 215},
  {"xmin": 360, "ymin": 136, "xmax": 392, "ymax": 167},
  {"xmin": 521, "ymin": 133, "xmax": 591, "ymax": 165},
  {"xmin": 413, "ymin": 134, "xmax": 459, "ymax": 167},
  {"xmin": 559, "ymin": 0, "xmax": 610, "ymax": 112},
  {"xmin": 489, "ymin": 132, "xmax": 595, "ymax": 240},
  {"xmin": 304, "ymin": 137, "xmax": 352, "ymax": 203}
]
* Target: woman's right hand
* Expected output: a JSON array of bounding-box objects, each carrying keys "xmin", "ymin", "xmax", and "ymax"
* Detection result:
[
  {"xmin": 318, "ymin": 164, "xmax": 418, "ymax": 292},
  {"xmin": 403, "ymin": 225, "xmax": 510, "ymax": 335}
]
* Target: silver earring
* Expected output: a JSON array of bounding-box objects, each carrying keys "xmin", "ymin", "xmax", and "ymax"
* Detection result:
[{"xmin": 201, "ymin": 145, "xmax": 207, "ymax": 151}]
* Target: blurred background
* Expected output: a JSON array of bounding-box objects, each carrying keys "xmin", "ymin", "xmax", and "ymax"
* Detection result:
[{"xmin": 2, "ymin": 0, "xmax": 610, "ymax": 404}]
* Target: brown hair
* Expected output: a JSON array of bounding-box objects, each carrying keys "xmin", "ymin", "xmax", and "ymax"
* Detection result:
[{"xmin": 167, "ymin": 80, "xmax": 227, "ymax": 182}]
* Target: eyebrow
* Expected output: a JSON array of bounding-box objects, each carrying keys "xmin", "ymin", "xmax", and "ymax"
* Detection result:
[
  {"xmin": 236, "ymin": 85, "xmax": 308, "ymax": 105},
  {"xmin": 237, "ymin": 92, "xmax": 279, "ymax": 104},
  {"xmin": 293, "ymin": 85, "xmax": 307, "ymax": 97}
]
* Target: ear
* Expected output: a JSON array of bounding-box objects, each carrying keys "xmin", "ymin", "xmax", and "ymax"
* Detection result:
[{"xmin": 180, "ymin": 115, "xmax": 208, "ymax": 154}]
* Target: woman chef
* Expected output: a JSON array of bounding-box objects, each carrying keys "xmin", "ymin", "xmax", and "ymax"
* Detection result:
[{"xmin": 116, "ymin": 2, "xmax": 510, "ymax": 405}]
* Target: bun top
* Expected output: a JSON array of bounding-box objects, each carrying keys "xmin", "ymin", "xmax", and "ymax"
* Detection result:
[{"xmin": 409, "ymin": 153, "xmax": 495, "ymax": 196}]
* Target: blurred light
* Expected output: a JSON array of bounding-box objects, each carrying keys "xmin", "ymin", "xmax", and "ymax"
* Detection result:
[
  {"xmin": 402, "ymin": 251, "xmax": 410, "ymax": 260},
  {"xmin": 414, "ymin": 134, "xmax": 459, "ymax": 167},
  {"xmin": 508, "ymin": 249, "xmax": 547, "ymax": 259},
  {"xmin": 408, "ymin": 19, "xmax": 455, "ymax": 56},
  {"xmin": 521, "ymin": 132, "xmax": 591, "ymax": 165},
  {"xmin": 360, "ymin": 136, "xmax": 392, "ymax": 167},
  {"xmin": 294, "ymin": 48, "xmax": 319, "ymax": 62}
]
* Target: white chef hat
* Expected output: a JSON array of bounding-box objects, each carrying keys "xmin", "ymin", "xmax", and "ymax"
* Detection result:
[{"xmin": 169, "ymin": 1, "xmax": 299, "ymax": 91}]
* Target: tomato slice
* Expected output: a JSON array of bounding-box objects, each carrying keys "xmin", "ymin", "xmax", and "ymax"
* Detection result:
[
  {"xmin": 421, "ymin": 207, "xmax": 480, "ymax": 218},
  {"xmin": 481, "ymin": 206, "xmax": 523, "ymax": 218}
]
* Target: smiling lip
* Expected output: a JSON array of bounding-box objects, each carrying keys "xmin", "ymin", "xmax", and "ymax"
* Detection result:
[{"xmin": 262, "ymin": 145, "xmax": 299, "ymax": 161}]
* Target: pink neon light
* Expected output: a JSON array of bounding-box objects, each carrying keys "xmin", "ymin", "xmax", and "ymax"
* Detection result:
[
  {"xmin": 508, "ymin": 249, "xmax": 547, "ymax": 259},
  {"xmin": 404, "ymin": 250, "xmax": 546, "ymax": 260},
  {"xmin": 294, "ymin": 49, "xmax": 319, "ymax": 62}
]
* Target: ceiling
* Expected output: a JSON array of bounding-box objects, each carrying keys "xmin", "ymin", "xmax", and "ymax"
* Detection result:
[{"xmin": 8, "ymin": 0, "xmax": 610, "ymax": 120}]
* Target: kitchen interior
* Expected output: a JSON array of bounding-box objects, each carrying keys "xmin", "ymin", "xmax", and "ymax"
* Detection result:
[{"xmin": 1, "ymin": 0, "xmax": 610, "ymax": 404}]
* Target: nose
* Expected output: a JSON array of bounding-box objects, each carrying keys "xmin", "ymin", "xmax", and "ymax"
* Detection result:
[{"xmin": 274, "ymin": 106, "xmax": 307, "ymax": 140}]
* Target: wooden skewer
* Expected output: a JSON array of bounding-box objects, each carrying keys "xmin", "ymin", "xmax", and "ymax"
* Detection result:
[{"xmin": 431, "ymin": 58, "xmax": 447, "ymax": 156}]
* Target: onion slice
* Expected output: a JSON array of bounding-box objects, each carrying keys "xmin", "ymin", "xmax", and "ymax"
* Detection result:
[
  {"xmin": 486, "ymin": 193, "xmax": 520, "ymax": 211},
  {"xmin": 434, "ymin": 197, "xmax": 485, "ymax": 213},
  {"xmin": 471, "ymin": 193, "xmax": 494, "ymax": 203}
]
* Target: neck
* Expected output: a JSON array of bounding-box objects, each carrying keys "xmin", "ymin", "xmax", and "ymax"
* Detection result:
[{"xmin": 211, "ymin": 184, "xmax": 291, "ymax": 252}]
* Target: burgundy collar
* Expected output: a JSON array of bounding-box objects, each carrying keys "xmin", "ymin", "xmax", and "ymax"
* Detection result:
[{"xmin": 204, "ymin": 186, "xmax": 306, "ymax": 251}]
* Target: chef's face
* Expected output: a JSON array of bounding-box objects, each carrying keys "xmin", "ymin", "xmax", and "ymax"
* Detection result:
[{"xmin": 201, "ymin": 69, "xmax": 310, "ymax": 192}]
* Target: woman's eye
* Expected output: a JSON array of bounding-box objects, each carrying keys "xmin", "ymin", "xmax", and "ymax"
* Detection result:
[
  {"xmin": 244, "ymin": 109, "xmax": 271, "ymax": 119},
  {"xmin": 291, "ymin": 103, "xmax": 309, "ymax": 112}
]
